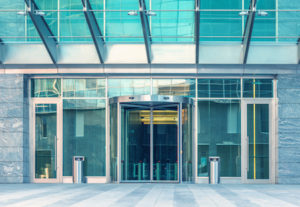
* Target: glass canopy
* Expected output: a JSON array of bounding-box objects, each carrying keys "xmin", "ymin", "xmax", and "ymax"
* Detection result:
[{"xmin": 0, "ymin": 0, "xmax": 299, "ymax": 64}]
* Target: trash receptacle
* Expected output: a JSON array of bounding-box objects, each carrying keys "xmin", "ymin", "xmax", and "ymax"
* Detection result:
[
  {"xmin": 73, "ymin": 156, "xmax": 85, "ymax": 184},
  {"xmin": 209, "ymin": 156, "xmax": 220, "ymax": 184}
]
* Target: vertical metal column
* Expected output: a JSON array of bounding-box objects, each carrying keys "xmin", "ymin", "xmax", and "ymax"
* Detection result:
[
  {"xmin": 150, "ymin": 107, "xmax": 153, "ymax": 181},
  {"xmin": 179, "ymin": 103, "xmax": 183, "ymax": 183},
  {"xmin": 117, "ymin": 103, "xmax": 121, "ymax": 183}
]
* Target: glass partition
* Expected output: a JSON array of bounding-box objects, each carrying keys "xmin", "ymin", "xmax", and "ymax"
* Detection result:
[
  {"xmin": 63, "ymin": 79, "xmax": 105, "ymax": 97},
  {"xmin": 198, "ymin": 79, "xmax": 241, "ymax": 98},
  {"xmin": 63, "ymin": 99, "xmax": 106, "ymax": 176},
  {"xmin": 243, "ymin": 79, "xmax": 273, "ymax": 98},
  {"xmin": 108, "ymin": 79, "xmax": 151, "ymax": 97},
  {"xmin": 152, "ymin": 79, "xmax": 196, "ymax": 97},
  {"xmin": 198, "ymin": 100, "xmax": 241, "ymax": 177},
  {"xmin": 32, "ymin": 79, "xmax": 61, "ymax": 98}
]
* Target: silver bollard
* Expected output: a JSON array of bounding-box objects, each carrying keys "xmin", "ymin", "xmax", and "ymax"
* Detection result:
[
  {"xmin": 73, "ymin": 156, "xmax": 85, "ymax": 184},
  {"xmin": 209, "ymin": 156, "xmax": 220, "ymax": 184}
]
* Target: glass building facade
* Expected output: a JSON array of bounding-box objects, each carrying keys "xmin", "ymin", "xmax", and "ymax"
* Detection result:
[{"xmin": 0, "ymin": 0, "xmax": 298, "ymax": 184}]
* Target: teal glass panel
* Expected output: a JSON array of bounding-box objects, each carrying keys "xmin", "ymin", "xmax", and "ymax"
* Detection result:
[
  {"xmin": 110, "ymin": 103, "xmax": 118, "ymax": 182},
  {"xmin": 247, "ymin": 104, "xmax": 269, "ymax": 179},
  {"xmin": 26, "ymin": 0, "xmax": 57, "ymax": 42},
  {"xmin": 278, "ymin": 11, "xmax": 300, "ymax": 42},
  {"xmin": 200, "ymin": 0, "xmax": 242, "ymax": 42},
  {"xmin": 63, "ymin": 99, "xmax": 106, "ymax": 176},
  {"xmin": 105, "ymin": 0, "xmax": 143, "ymax": 42},
  {"xmin": 151, "ymin": 0, "xmax": 194, "ymax": 42},
  {"xmin": 35, "ymin": 104, "xmax": 57, "ymax": 179},
  {"xmin": 198, "ymin": 100, "xmax": 241, "ymax": 177},
  {"xmin": 243, "ymin": 79, "xmax": 273, "ymax": 98},
  {"xmin": 152, "ymin": 79, "xmax": 195, "ymax": 97},
  {"xmin": 63, "ymin": 79, "xmax": 105, "ymax": 97},
  {"xmin": 198, "ymin": 79, "xmax": 241, "ymax": 98},
  {"xmin": 32, "ymin": 79, "xmax": 61, "ymax": 97},
  {"xmin": 108, "ymin": 79, "xmax": 151, "ymax": 97}
]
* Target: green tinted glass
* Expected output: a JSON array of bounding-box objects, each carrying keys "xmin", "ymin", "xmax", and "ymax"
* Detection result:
[
  {"xmin": 198, "ymin": 79, "xmax": 241, "ymax": 98},
  {"xmin": 198, "ymin": 100, "xmax": 241, "ymax": 177},
  {"xmin": 63, "ymin": 79, "xmax": 105, "ymax": 97},
  {"xmin": 108, "ymin": 79, "xmax": 151, "ymax": 97},
  {"xmin": 63, "ymin": 99, "xmax": 106, "ymax": 176},
  {"xmin": 153, "ymin": 79, "xmax": 196, "ymax": 97},
  {"xmin": 243, "ymin": 79, "xmax": 273, "ymax": 98},
  {"xmin": 32, "ymin": 79, "xmax": 61, "ymax": 97}
]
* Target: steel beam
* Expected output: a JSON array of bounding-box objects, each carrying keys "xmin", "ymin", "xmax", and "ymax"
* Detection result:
[
  {"xmin": 298, "ymin": 38, "xmax": 300, "ymax": 64},
  {"xmin": 139, "ymin": 0, "xmax": 152, "ymax": 64},
  {"xmin": 195, "ymin": 0, "xmax": 200, "ymax": 64},
  {"xmin": 81, "ymin": 0, "xmax": 106, "ymax": 63},
  {"xmin": 241, "ymin": 0, "xmax": 257, "ymax": 64},
  {"xmin": 24, "ymin": 0, "xmax": 58, "ymax": 64},
  {"xmin": 0, "ymin": 39, "xmax": 4, "ymax": 68}
]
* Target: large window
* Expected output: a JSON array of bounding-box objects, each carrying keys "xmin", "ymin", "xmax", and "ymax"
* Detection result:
[
  {"xmin": 198, "ymin": 100, "xmax": 241, "ymax": 177},
  {"xmin": 63, "ymin": 99, "xmax": 106, "ymax": 176}
]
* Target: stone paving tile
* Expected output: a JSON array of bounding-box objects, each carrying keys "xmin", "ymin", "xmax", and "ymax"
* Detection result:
[{"xmin": 0, "ymin": 184, "xmax": 299, "ymax": 207}]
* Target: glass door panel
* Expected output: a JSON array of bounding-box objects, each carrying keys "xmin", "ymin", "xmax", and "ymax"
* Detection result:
[
  {"xmin": 247, "ymin": 104, "xmax": 269, "ymax": 180},
  {"xmin": 35, "ymin": 104, "xmax": 57, "ymax": 179},
  {"xmin": 153, "ymin": 106, "xmax": 179, "ymax": 181},
  {"xmin": 121, "ymin": 106, "xmax": 150, "ymax": 181}
]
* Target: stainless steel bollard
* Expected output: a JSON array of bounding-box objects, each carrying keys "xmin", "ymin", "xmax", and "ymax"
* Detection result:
[
  {"xmin": 73, "ymin": 156, "xmax": 85, "ymax": 184},
  {"xmin": 209, "ymin": 156, "xmax": 220, "ymax": 184}
]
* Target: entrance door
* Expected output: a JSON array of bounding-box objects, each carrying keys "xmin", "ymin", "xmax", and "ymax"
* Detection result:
[
  {"xmin": 33, "ymin": 100, "xmax": 62, "ymax": 183},
  {"xmin": 241, "ymin": 100, "xmax": 275, "ymax": 183},
  {"xmin": 120, "ymin": 104, "xmax": 179, "ymax": 182}
]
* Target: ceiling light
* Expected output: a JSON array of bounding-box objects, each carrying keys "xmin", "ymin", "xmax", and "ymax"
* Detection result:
[
  {"xmin": 239, "ymin": 11, "xmax": 249, "ymax": 16},
  {"xmin": 34, "ymin": 10, "xmax": 46, "ymax": 16},
  {"xmin": 146, "ymin": 11, "xmax": 156, "ymax": 16},
  {"xmin": 128, "ymin": 11, "xmax": 138, "ymax": 16},
  {"xmin": 257, "ymin": 10, "xmax": 268, "ymax": 16}
]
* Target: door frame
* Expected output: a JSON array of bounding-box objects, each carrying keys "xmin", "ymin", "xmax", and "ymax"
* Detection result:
[
  {"xmin": 241, "ymin": 99, "xmax": 276, "ymax": 184},
  {"xmin": 31, "ymin": 98, "xmax": 63, "ymax": 183},
  {"xmin": 118, "ymin": 103, "xmax": 181, "ymax": 183}
]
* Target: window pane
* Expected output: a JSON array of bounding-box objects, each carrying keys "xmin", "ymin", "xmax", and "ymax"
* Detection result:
[
  {"xmin": 198, "ymin": 79, "xmax": 241, "ymax": 98},
  {"xmin": 198, "ymin": 100, "xmax": 241, "ymax": 177},
  {"xmin": 32, "ymin": 79, "xmax": 61, "ymax": 97},
  {"xmin": 243, "ymin": 79, "xmax": 273, "ymax": 98},
  {"xmin": 63, "ymin": 99, "xmax": 106, "ymax": 176},
  {"xmin": 152, "ymin": 79, "xmax": 195, "ymax": 97},
  {"xmin": 108, "ymin": 79, "xmax": 151, "ymax": 97},
  {"xmin": 63, "ymin": 79, "xmax": 105, "ymax": 97}
]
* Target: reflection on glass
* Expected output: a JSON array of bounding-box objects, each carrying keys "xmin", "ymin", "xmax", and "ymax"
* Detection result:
[
  {"xmin": 152, "ymin": 79, "xmax": 195, "ymax": 97},
  {"xmin": 35, "ymin": 104, "xmax": 57, "ymax": 179},
  {"xmin": 121, "ymin": 107, "xmax": 150, "ymax": 181},
  {"xmin": 108, "ymin": 79, "xmax": 151, "ymax": 97},
  {"xmin": 243, "ymin": 79, "xmax": 273, "ymax": 98},
  {"xmin": 198, "ymin": 79, "xmax": 241, "ymax": 98},
  {"xmin": 63, "ymin": 79, "xmax": 105, "ymax": 97},
  {"xmin": 31, "ymin": 79, "xmax": 61, "ymax": 97},
  {"xmin": 198, "ymin": 100, "xmax": 241, "ymax": 177},
  {"xmin": 153, "ymin": 106, "xmax": 178, "ymax": 181},
  {"xmin": 110, "ymin": 103, "xmax": 118, "ymax": 182},
  {"xmin": 247, "ymin": 104, "xmax": 269, "ymax": 179},
  {"xmin": 182, "ymin": 103, "xmax": 193, "ymax": 182},
  {"xmin": 63, "ymin": 99, "xmax": 106, "ymax": 176}
]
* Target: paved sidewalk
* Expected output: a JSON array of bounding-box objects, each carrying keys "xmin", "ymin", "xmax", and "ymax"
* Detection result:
[{"xmin": 0, "ymin": 184, "xmax": 300, "ymax": 207}]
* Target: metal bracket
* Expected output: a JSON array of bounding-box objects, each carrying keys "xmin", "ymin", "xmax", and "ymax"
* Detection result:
[
  {"xmin": 297, "ymin": 38, "xmax": 300, "ymax": 64},
  {"xmin": 24, "ymin": 0, "xmax": 58, "ymax": 64},
  {"xmin": 195, "ymin": 0, "xmax": 200, "ymax": 64},
  {"xmin": 139, "ymin": 0, "xmax": 152, "ymax": 64},
  {"xmin": 81, "ymin": 0, "xmax": 107, "ymax": 64},
  {"xmin": 241, "ymin": 0, "xmax": 257, "ymax": 64}
]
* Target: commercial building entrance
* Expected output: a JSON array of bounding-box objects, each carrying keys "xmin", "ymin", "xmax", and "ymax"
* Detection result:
[{"xmin": 109, "ymin": 95, "xmax": 194, "ymax": 183}]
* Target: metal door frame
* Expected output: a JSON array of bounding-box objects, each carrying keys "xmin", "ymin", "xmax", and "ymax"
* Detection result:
[
  {"xmin": 241, "ymin": 99, "xmax": 276, "ymax": 184},
  {"xmin": 31, "ymin": 98, "xmax": 63, "ymax": 183},
  {"xmin": 109, "ymin": 95, "xmax": 193, "ymax": 183}
]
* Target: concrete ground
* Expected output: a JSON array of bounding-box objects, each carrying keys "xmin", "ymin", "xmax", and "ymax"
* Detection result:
[{"xmin": 0, "ymin": 184, "xmax": 300, "ymax": 207}]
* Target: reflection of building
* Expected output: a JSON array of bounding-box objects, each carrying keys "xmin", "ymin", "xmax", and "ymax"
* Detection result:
[{"xmin": 0, "ymin": 0, "xmax": 300, "ymax": 184}]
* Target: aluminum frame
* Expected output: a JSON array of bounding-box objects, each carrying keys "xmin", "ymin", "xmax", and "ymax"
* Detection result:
[
  {"xmin": 298, "ymin": 38, "xmax": 300, "ymax": 64},
  {"xmin": 81, "ymin": 0, "xmax": 107, "ymax": 63},
  {"xmin": 241, "ymin": 99, "xmax": 276, "ymax": 184},
  {"xmin": 31, "ymin": 98, "xmax": 63, "ymax": 183},
  {"xmin": 24, "ymin": 0, "xmax": 58, "ymax": 64},
  {"xmin": 195, "ymin": 0, "xmax": 200, "ymax": 64},
  {"xmin": 241, "ymin": 0, "xmax": 257, "ymax": 64}
]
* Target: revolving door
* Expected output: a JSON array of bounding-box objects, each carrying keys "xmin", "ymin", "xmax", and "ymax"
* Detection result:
[{"xmin": 110, "ymin": 95, "xmax": 194, "ymax": 183}]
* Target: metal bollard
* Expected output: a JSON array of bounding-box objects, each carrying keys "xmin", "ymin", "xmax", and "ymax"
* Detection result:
[
  {"xmin": 73, "ymin": 156, "xmax": 85, "ymax": 184},
  {"xmin": 209, "ymin": 156, "xmax": 220, "ymax": 184}
]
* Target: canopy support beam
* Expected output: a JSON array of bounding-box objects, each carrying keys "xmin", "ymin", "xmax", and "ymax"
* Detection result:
[
  {"xmin": 241, "ymin": 0, "xmax": 257, "ymax": 64},
  {"xmin": 195, "ymin": 0, "xmax": 200, "ymax": 64},
  {"xmin": 139, "ymin": 0, "xmax": 152, "ymax": 64},
  {"xmin": 25, "ymin": 0, "xmax": 58, "ymax": 64},
  {"xmin": 81, "ymin": 0, "xmax": 106, "ymax": 63}
]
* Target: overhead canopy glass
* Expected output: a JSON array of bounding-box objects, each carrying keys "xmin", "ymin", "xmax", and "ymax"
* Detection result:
[{"xmin": 0, "ymin": 0, "xmax": 299, "ymax": 64}]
